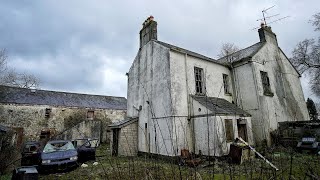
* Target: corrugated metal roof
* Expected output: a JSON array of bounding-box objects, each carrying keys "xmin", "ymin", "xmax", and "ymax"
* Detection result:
[
  {"xmin": 192, "ymin": 95, "xmax": 250, "ymax": 116},
  {"xmin": 153, "ymin": 40, "xmax": 225, "ymax": 65},
  {"xmin": 0, "ymin": 85, "xmax": 127, "ymax": 110},
  {"xmin": 217, "ymin": 42, "xmax": 264, "ymax": 63}
]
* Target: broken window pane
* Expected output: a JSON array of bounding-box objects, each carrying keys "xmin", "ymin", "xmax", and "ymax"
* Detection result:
[
  {"xmin": 45, "ymin": 108, "xmax": 51, "ymax": 118},
  {"xmin": 223, "ymin": 74, "xmax": 230, "ymax": 94},
  {"xmin": 260, "ymin": 71, "xmax": 273, "ymax": 96},
  {"xmin": 87, "ymin": 110, "xmax": 94, "ymax": 120},
  {"xmin": 194, "ymin": 67, "xmax": 205, "ymax": 95}
]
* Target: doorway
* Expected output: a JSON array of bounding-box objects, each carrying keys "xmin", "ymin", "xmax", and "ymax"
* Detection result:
[
  {"xmin": 237, "ymin": 120, "xmax": 248, "ymax": 141},
  {"xmin": 112, "ymin": 128, "xmax": 120, "ymax": 156}
]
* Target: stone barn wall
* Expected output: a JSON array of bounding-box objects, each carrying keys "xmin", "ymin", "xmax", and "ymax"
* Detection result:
[
  {"xmin": 56, "ymin": 120, "xmax": 102, "ymax": 141},
  {"xmin": 0, "ymin": 104, "xmax": 126, "ymax": 143}
]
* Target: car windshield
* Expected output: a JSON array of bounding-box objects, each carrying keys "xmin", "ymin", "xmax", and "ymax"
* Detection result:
[
  {"xmin": 24, "ymin": 144, "xmax": 39, "ymax": 152},
  {"xmin": 43, "ymin": 141, "xmax": 75, "ymax": 153}
]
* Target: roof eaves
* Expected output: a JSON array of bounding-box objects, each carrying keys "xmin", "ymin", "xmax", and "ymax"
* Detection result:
[
  {"xmin": 278, "ymin": 47, "xmax": 301, "ymax": 77},
  {"xmin": 217, "ymin": 42, "xmax": 265, "ymax": 63},
  {"xmin": 231, "ymin": 56, "xmax": 253, "ymax": 66},
  {"xmin": 153, "ymin": 40, "xmax": 226, "ymax": 66},
  {"xmin": 109, "ymin": 118, "xmax": 138, "ymax": 129}
]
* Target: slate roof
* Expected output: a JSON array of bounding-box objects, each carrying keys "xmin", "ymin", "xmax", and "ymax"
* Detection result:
[
  {"xmin": 153, "ymin": 40, "xmax": 225, "ymax": 65},
  {"xmin": 109, "ymin": 118, "xmax": 138, "ymax": 129},
  {"xmin": 217, "ymin": 42, "xmax": 265, "ymax": 63},
  {"xmin": 192, "ymin": 96, "xmax": 250, "ymax": 116},
  {"xmin": 0, "ymin": 85, "xmax": 127, "ymax": 110}
]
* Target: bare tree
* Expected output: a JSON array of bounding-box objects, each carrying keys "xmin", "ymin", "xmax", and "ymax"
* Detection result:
[
  {"xmin": 0, "ymin": 49, "xmax": 40, "ymax": 88},
  {"xmin": 217, "ymin": 43, "xmax": 240, "ymax": 58},
  {"xmin": 290, "ymin": 12, "xmax": 320, "ymax": 96},
  {"xmin": 311, "ymin": 12, "xmax": 320, "ymax": 31}
]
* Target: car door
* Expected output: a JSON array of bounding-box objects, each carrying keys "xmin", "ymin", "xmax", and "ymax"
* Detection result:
[{"xmin": 75, "ymin": 139, "xmax": 98, "ymax": 162}]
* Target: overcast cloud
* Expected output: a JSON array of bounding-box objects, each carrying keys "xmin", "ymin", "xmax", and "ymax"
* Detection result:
[{"xmin": 0, "ymin": 0, "xmax": 319, "ymax": 101}]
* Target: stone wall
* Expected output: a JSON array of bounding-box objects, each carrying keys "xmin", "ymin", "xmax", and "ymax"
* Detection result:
[
  {"xmin": 0, "ymin": 104, "xmax": 126, "ymax": 143},
  {"xmin": 118, "ymin": 122, "xmax": 138, "ymax": 156},
  {"xmin": 56, "ymin": 120, "xmax": 102, "ymax": 141},
  {"xmin": 110, "ymin": 121, "xmax": 138, "ymax": 156}
]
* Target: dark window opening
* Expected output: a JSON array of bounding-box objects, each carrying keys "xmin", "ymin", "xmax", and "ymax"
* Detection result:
[
  {"xmin": 194, "ymin": 67, "xmax": 205, "ymax": 95},
  {"xmin": 260, "ymin": 71, "xmax": 273, "ymax": 96},
  {"xmin": 45, "ymin": 108, "xmax": 51, "ymax": 118},
  {"xmin": 223, "ymin": 74, "xmax": 231, "ymax": 94},
  {"xmin": 225, "ymin": 119, "xmax": 234, "ymax": 142},
  {"xmin": 87, "ymin": 110, "xmax": 94, "ymax": 119}
]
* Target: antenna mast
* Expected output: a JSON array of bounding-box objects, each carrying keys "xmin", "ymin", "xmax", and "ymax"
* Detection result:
[
  {"xmin": 251, "ymin": 5, "xmax": 290, "ymax": 30},
  {"xmin": 262, "ymin": 5, "xmax": 275, "ymax": 26}
]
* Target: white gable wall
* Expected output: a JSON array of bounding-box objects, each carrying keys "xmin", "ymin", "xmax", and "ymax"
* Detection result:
[
  {"xmin": 235, "ymin": 35, "xmax": 309, "ymax": 144},
  {"xmin": 127, "ymin": 41, "xmax": 175, "ymax": 155}
]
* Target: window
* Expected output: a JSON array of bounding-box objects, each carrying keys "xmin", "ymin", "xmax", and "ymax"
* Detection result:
[
  {"xmin": 224, "ymin": 119, "xmax": 234, "ymax": 142},
  {"xmin": 87, "ymin": 110, "xmax": 94, "ymax": 119},
  {"xmin": 194, "ymin": 67, "xmax": 205, "ymax": 95},
  {"xmin": 45, "ymin": 108, "xmax": 51, "ymax": 118},
  {"xmin": 223, "ymin": 74, "xmax": 231, "ymax": 94},
  {"xmin": 260, "ymin": 71, "xmax": 273, "ymax": 96}
]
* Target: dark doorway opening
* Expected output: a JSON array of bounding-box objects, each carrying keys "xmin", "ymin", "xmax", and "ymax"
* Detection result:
[
  {"xmin": 237, "ymin": 121, "xmax": 247, "ymax": 142},
  {"xmin": 112, "ymin": 129, "xmax": 120, "ymax": 156}
]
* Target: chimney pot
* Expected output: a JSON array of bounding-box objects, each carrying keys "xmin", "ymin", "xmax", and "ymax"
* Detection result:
[
  {"xmin": 258, "ymin": 25, "xmax": 277, "ymax": 44},
  {"xmin": 139, "ymin": 16, "xmax": 157, "ymax": 48}
]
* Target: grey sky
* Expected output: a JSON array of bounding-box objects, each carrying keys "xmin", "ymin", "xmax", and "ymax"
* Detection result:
[{"xmin": 0, "ymin": 0, "xmax": 319, "ymax": 101}]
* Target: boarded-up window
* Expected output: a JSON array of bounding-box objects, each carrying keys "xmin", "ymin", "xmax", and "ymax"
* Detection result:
[
  {"xmin": 224, "ymin": 119, "xmax": 234, "ymax": 142},
  {"xmin": 87, "ymin": 110, "xmax": 94, "ymax": 119},
  {"xmin": 194, "ymin": 67, "xmax": 205, "ymax": 95},
  {"xmin": 223, "ymin": 74, "xmax": 230, "ymax": 94},
  {"xmin": 260, "ymin": 71, "xmax": 273, "ymax": 96},
  {"xmin": 45, "ymin": 108, "xmax": 51, "ymax": 118}
]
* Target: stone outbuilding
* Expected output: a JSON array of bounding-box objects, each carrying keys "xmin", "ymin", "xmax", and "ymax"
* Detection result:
[
  {"xmin": 109, "ymin": 118, "xmax": 138, "ymax": 156},
  {"xmin": 0, "ymin": 85, "xmax": 127, "ymax": 143}
]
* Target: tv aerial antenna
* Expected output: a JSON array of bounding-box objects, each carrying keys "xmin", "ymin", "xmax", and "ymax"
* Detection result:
[{"xmin": 251, "ymin": 5, "xmax": 290, "ymax": 30}]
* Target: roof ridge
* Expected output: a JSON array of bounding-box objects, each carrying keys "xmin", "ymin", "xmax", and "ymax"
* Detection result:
[
  {"xmin": 0, "ymin": 85, "xmax": 126, "ymax": 99},
  {"xmin": 153, "ymin": 40, "xmax": 218, "ymax": 62},
  {"xmin": 217, "ymin": 41, "xmax": 263, "ymax": 61}
]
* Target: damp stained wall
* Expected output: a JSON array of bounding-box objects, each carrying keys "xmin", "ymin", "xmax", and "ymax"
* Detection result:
[
  {"xmin": 234, "ymin": 29, "xmax": 309, "ymax": 144},
  {"xmin": 0, "ymin": 104, "xmax": 126, "ymax": 142}
]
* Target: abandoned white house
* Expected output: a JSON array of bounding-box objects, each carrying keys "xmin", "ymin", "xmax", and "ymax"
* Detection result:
[
  {"xmin": 0, "ymin": 85, "xmax": 127, "ymax": 143},
  {"xmin": 111, "ymin": 17, "xmax": 309, "ymax": 157}
]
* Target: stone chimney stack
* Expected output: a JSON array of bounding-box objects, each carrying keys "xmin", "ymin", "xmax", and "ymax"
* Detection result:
[
  {"xmin": 258, "ymin": 25, "xmax": 278, "ymax": 45},
  {"xmin": 140, "ymin": 16, "xmax": 157, "ymax": 48}
]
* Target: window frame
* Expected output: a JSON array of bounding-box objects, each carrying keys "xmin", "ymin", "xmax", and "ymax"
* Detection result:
[
  {"xmin": 224, "ymin": 119, "xmax": 234, "ymax": 142},
  {"xmin": 194, "ymin": 67, "xmax": 205, "ymax": 95},
  {"xmin": 260, "ymin": 71, "xmax": 274, "ymax": 96},
  {"xmin": 87, "ymin": 110, "xmax": 95, "ymax": 120},
  {"xmin": 222, "ymin": 74, "xmax": 231, "ymax": 95},
  {"xmin": 45, "ymin": 108, "xmax": 51, "ymax": 118}
]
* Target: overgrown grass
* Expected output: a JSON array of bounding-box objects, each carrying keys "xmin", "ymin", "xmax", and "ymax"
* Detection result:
[{"xmin": 1, "ymin": 144, "xmax": 318, "ymax": 179}]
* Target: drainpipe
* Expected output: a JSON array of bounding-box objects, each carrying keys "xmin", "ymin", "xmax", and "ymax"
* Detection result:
[
  {"xmin": 230, "ymin": 63, "xmax": 238, "ymax": 106},
  {"xmin": 184, "ymin": 53, "xmax": 194, "ymax": 152}
]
